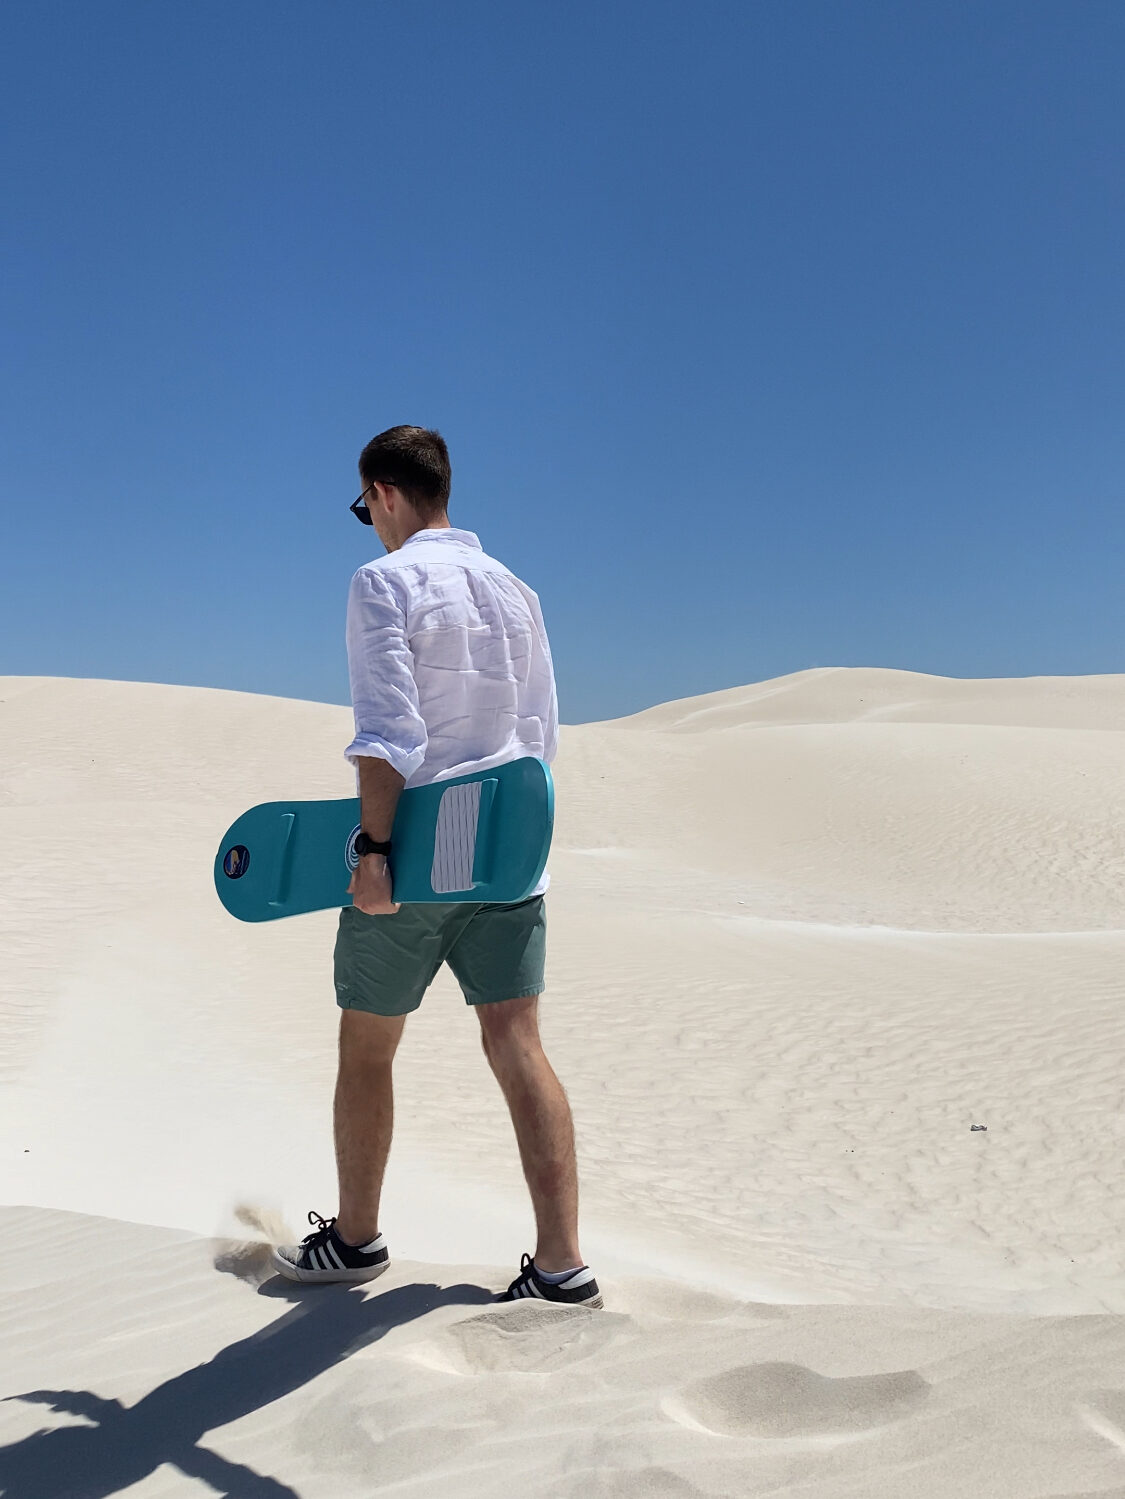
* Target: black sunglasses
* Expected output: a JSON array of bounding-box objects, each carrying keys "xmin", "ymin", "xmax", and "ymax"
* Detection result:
[{"xmin": 350, "ymin": 483, "xmax": 377, "ymax": 525}]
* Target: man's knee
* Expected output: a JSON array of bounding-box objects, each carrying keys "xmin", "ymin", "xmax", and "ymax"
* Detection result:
[
  {"xmin": 339, "ymin": 1008, "xmax": 407, "ymax": 1067},
  {"xmin": 478, "ymin": 993, "xmax": 541, "ymax": 1064}
]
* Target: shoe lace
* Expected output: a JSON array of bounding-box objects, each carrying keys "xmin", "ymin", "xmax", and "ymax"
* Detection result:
[{"xmin": 300, "ymin": 1210, "xmax": 336, "ymax": 1247}]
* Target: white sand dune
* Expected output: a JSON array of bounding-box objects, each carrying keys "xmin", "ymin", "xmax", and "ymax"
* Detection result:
[{"xmin": 3, "ymin": 668, "xmax": 1125, "ymax": 1497}]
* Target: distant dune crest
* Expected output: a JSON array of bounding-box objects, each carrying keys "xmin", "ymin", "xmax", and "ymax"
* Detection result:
[{"xmin": 611, "ymin": 665, "xmax": 1125, "ymax": 733}]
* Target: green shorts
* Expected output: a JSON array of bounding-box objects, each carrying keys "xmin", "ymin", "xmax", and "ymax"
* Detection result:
[{"xmin": 333, "ymin": 893, "xmax": 546, "ymax": 1017}]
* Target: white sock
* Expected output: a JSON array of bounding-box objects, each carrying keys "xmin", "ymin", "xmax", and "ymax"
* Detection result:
[
  {"xmin": 336, "ymin": 1228, "xmax": 383, "ymax": 1252},
  {"xmin": 534, "ymin": 1261, "xmax": 583, "ymax": 1283}
]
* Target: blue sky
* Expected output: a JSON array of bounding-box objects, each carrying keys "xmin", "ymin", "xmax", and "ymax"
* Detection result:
[{"xmin": 3, "ymin": 1, "xmax": 1122, "ymax": 723}]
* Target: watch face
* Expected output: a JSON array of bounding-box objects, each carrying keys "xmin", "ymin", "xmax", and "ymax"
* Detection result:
[{"xmin": 350, "ymin": 831, "xmax": 389, "ymax": 861}]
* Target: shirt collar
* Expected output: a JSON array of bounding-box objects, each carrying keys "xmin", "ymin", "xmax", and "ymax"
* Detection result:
[{"xmin": 402, "ymin": 527, "xmax": 482, "ymax": 551}]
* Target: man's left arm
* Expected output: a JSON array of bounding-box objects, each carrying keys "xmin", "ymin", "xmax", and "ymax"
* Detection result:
[
  {"xmin": 350, "ymin": 756, "xmax": 405, "ymax": 914},
  {"xmin": 344, "ymin": 567, "xmax": 428, "ymax": 915}
]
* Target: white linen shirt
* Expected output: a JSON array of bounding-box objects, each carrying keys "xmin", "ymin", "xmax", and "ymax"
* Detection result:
[{"xmin": 344, "ymin": 527, "xmax": 558, "ymax": 898}]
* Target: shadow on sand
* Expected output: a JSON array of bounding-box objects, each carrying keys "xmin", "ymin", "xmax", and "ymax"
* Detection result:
[{"xmin": 2, "ymin": 1272, "xmax": 495, "ymax": 1498}]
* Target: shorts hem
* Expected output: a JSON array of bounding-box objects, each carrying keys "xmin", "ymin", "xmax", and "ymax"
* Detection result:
[
  {"xmin": 336, "ymin": 992, "xmax": 423, "ymax": 1017},
  {"xmin": 463, "ymin": 984, "xmax": 543, "ymax": 1007}
]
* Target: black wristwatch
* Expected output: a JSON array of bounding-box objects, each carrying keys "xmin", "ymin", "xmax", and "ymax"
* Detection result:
[{"xmin": 354, "ymin": 832, "xmax": 393, "ymax": 858}]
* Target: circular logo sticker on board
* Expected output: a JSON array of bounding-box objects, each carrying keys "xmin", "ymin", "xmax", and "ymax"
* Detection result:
[
  {"xmin": 223, "ymin": 845, "xmax": 251, "ymax": 879},
  {"xmin": 344, "ymin": 824, "xmax": 362, "ymax": 872}
]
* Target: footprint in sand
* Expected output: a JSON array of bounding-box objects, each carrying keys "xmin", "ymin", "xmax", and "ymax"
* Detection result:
[
  {"xmin": 665, "ymin": 1360, "xmax": 929, "ymax": 1440},
  {"xmin": 438, "ymin": 1303, "xmax": 632, "ymax": 1375}
]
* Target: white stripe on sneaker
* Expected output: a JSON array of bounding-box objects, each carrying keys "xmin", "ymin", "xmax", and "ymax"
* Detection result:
[{"xmin": 324, "ymin": 1240, "xmax": 345, "ymax": 1270}]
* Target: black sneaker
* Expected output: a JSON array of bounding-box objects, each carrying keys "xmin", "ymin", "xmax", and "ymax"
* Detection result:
[
  {"xmin": 271, "ymin": 1211, "xmax": 390, "ymax": 1285},
  {"xmin": 501, "ymin": 1252, "xmax": 603, "ymax": 1309}
]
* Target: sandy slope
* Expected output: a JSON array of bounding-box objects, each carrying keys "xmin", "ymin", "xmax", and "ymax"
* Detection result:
[{"xmin": 3, "ymin": 668, "xmax": 1125, "ymax": 1497}]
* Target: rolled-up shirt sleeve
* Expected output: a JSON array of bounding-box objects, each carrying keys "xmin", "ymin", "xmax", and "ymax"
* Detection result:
[{"xmin": 343, "ymin": 566, "xmax": 428, "ymax": 782}]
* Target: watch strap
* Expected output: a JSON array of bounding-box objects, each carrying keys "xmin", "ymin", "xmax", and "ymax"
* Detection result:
[{"xmin": 354, "ymin": 832, "xmax": 393, "ymax": 858}]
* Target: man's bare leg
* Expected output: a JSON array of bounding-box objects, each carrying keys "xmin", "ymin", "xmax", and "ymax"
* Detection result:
[
  {"xmin": 477, "ymin": 994, "xmax": 583, "ymax": 1272},
  {"xmin": 333, "ymin": 1009, "xmax": 406, "ymax": 1246}
]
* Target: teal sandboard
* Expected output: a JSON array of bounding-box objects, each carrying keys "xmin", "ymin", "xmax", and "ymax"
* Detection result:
[{"xmin": 214, "ymin": 757, "xmax": 553, "ymax": 922}]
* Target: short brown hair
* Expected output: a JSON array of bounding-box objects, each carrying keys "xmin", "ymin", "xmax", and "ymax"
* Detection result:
[{"xmin": 359, "ymin": 426, "xmax": 451, "ymax": 522}]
